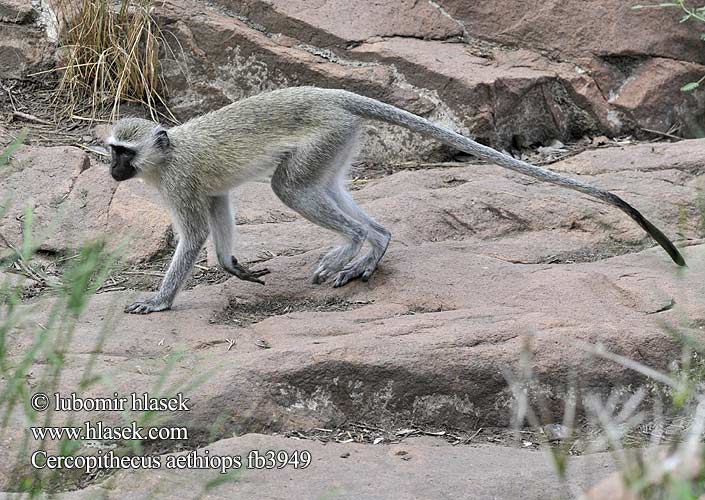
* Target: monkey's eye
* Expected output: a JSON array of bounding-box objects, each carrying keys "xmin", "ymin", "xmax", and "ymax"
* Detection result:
[
  {"xmin": 110, "ymin": 145, "xmax": 132, "ymax": 156},
  {"xmin": 109, "ymin": 145, "xmax": 137, "ymax": 164}
]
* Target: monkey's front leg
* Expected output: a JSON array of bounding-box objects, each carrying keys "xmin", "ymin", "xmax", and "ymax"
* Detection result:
[
  {"xmin": 207, "ymin": 194, "xmax": 270, "ymax": 285},
  {"xmin": 126, "ymin": 217, "xmax": 208, "ymax": 314}
]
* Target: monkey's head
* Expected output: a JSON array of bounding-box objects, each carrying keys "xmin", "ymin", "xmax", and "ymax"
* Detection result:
[{"xmin": 105, "ymin": 118, "xmax": 171, "ymax": 182}]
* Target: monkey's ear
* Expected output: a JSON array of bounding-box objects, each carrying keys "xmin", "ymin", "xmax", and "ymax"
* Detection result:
[{"xmin": 155, "ymin": 129, "xmax": 171, "ymax": 151}]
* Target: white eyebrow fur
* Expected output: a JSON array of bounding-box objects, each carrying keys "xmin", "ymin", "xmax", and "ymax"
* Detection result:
[{"xmin": 105, "ymin": 136, "xmax": 138, "ymax": 149}]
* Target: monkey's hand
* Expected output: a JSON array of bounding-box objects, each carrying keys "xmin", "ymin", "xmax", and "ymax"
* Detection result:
[
  {"xmin": 125, "ymin": 297, "xmax": 171, "ymax": 314},
  {"xmin": 227, "ymin": 257, "xmax": 270, "ymax": 285}
]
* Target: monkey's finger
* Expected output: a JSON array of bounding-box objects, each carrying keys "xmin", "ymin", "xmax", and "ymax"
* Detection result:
[
  {"xmin": 231, "ymin": 263, "xmax": 269, "ymax": 279},
  {"xmin": 231, "ymin": 268, "xmax": 266, "ymax": 284},
  {"xmin": 243, "ymin": 275, "xmax": 266, "ymax": 285}
]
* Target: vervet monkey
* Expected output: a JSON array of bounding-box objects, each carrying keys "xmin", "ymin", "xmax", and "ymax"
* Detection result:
[{"xmin": 106, "ymin": 86, "xmax": 685, "ymax": 314}]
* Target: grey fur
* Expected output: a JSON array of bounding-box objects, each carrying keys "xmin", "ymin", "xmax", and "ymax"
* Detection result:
[{"xmin": 107, "ymin": 87, "xmax": 684, "ymax": 314}]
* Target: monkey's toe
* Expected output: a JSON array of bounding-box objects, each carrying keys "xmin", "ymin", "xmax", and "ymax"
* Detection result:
[
  {"xmin": 313, "ymin": 264, "xmax": 347, "ymax": 284},
  {"xmin": 312, "ymin": 245, "xmax": 360, "ymax": 285},
  {"xmin": 332, "ymin": 254, "xmax": 380, "ymax": 287},
  {"xmin": 332, "ymin": 268, "xmax": 362, "ymax": 287},
  {"xmin": 312, "ymin": 262, "xmax": 337, "ymax": 284},
  {"xmin": 125, "ymin": 300, "xmax": 170, "ymax": 314},
  {"xmin": 251, "ymin": 268, "xmax": 271, "ymax": 277},
  {"xmin": 312, "ymin": 268, "xmax": 333, "ymax": 284},
  {"xmin": 332, "ymin": 262, "xmax": 372, "ymax": 287}
]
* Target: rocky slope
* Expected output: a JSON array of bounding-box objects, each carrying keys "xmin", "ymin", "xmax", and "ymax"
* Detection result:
[
  {"xmin": 1, "ymin": 138, "xmax": 704, "ymax": 496},
  {"xmin": 2, "ymin": 0, "xmax": 705, "ymax": 497}
]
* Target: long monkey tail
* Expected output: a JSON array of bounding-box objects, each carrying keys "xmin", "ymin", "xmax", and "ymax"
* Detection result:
[{"xmin": 340, "ymin": 91, "xmax": 686, "ymax": 267}]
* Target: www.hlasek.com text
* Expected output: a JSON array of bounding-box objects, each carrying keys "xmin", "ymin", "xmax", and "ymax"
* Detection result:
[{"xmin": 31, "ymin": 420, "xmax": 189, "ymax": 441}]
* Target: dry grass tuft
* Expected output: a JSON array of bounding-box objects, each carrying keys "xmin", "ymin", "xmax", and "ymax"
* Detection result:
[{"xmin": 49, "ymin": 0, "xmax": 173, "ymax": 122}]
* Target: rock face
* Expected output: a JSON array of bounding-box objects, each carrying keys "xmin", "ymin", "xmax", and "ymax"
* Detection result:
[
  {"xmin": 7, "ymin": 0, "xmax": 705, "ymax": 155},
  {"xmin": 0, "ymin": 0, "xmax": 34, "ymax": 23},
  {"xmin": 0, "ymin": 0, "xmax": 54, "ymax": 79},
  {"xmin": 438, "ymin": 0, "xmax": 705, "ymax": 138},
  {"xmin": 152, "ymin": 0, "xmax": 705, "ymax": 161},
  {"xmin": 0, "ymin": 145, "xmax": 170, "ymax": 263},
  {"xmin": 439, "ymin": 0, "xmax": 704, "ymax": 64}
]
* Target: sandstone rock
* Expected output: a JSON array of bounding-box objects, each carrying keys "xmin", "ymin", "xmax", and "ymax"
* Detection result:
[
  {"xmin": 107, "ymin": 180, "xmax": 172, "ymax": 262},
  {"xmin": 225, "ymin": 0, "xmax": 464, "ymax": 46},
  {"xmin": 581, "ymin": 474, "xmax": 639, "ymax": 500},
  {"xmin": 0, "ymin": 145, "xmax": 90, "ymax": 250},
  {"xmin": 0, "ymin": 145, "xmax": 172, "ymax": 263},
  {"xmin": 435, "ymin": 0, "xmax": 705, "ymax": 138},
  {"xmin": 156, "ymin": 0, "xmax": 454, "ymax": 162},
  {"xmin": 6, "ymin": 0, "xmax": 703, "ymax": 156},
  {"xmin": 153, "ymin": 0, "xmax": 705, "ymax": 156},
  {"xmin": 51, "ymin": 435, "xmax": 615, "ymax": 499},
  {"xmin": 438, "ymin": 0, "xmax": 704, "ymax": 65},
  {"xmin": 351, "ymin": 39, "xmax": 609, "ymax": 145},
  {"xmin": 1, "ymin": 140, "xmax": 703, "ymax": 490},
  {"xmin": 0, "ymin": 23, "xmax": 53, "ymax": 79},
  {"xmin": 41, "ymin": 160, "xmax": 115, "ymax": 253},
  {"xmin": 0, "ymin": 270, "xmax": 39, "ymax": 291},
  {"xmin": 581, "ymin": 445, "xmax": 703, "ymax": 500},
  {"xmin": 0, "ymin": 0, "xmax": 33, "ymax": 23},
  {"xmin": 156, "ymin": 0, "xmax": 611, "ymax": 156},
  {"xmin": 608, "ymin": 58, "xmax": 705, "ymax": 137}
]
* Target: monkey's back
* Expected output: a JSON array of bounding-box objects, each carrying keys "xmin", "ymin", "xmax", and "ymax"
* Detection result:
[{"xmin": 165, "ymin": 87, "xmax": 356, "ymax": 194}]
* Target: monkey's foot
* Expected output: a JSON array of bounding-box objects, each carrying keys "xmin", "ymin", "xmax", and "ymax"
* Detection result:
[
  {"xmin": 332, "ymin": 253, "xmax": 379, "ymax": 288},
  {"xmin": 125, "ymin": 298, "xmax": 171, "ymax": 314},
  {"xmin": 312, "ymin": 245, "xmax": 358, "ymax": 284},
  {"xmin": 227, "ymin": 257, "xmax": 270, "ymax": 285}
]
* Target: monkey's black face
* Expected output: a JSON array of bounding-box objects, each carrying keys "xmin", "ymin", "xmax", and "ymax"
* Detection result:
[{"xmin": 110, "ymin": 145, "xmax": 138, "ymax": 181}]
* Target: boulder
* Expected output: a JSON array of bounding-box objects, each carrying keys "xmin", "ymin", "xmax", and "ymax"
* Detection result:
[
  {"xmin": 0, "ymin": 3, "xmax": 54, "ymax": 79},
  {"xmin": 0, "ymin": 145, "xmax": 91, "ymax": 251},
  {"xmin": 437, "ymin": 0, "xmax": 705, "ymax": 138},
  {"xmin": 0, "ymin": 145, "xmax": 172, "ymax": 263},
  {"xmin": 437, "ymin": 0, "xmax": 705, "ymax": 64},
  {"xmin": 0, "ymin": 0, "xmax": 34, "ymax": 24},
  {"xmin": 228, "ymin": 0, "xmax": 464, "ymax": 46}
]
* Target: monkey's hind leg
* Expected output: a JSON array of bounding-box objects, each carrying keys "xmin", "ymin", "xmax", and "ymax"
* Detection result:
[
  {"xmin": 272, "ymin": 169, "xmax": 368, "ymax": 285},
  {"xmin": 318, "ymin": 131, "xmax": 391, "ymax": 287},
  {"xmin": 272, "ymin": 129, "xmax": 390, "ymax": 287},
  {"xmin": 329, "ymin": 187, "xmax": 391, "ymax": 287},
  {"xmin": 208, "ymin": 194, "xmax": 271, "ymax": 284}
]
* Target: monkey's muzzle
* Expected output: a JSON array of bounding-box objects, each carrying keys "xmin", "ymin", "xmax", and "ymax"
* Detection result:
[{"xmin": 110, "ymin": 145, "xmax": 138, "ymax": 181}]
